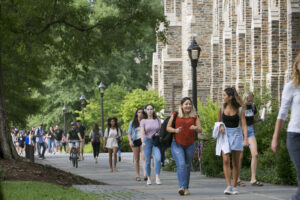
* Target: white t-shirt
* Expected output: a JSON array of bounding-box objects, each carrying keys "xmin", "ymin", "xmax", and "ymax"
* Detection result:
[{"xmin": 277, "ymin": 81, "xmax": 300, "ymax": 133}]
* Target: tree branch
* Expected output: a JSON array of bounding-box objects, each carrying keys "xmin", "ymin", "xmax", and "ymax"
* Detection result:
[{"xmin": 36, "ymin": 11, "xmax": 142, "ymax": 34}]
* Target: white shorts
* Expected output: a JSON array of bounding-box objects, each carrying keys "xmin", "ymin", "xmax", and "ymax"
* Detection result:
[
  {"xmin": 69, "ymin": 140, "xmax": 80, "ymax": 148},
  {"xmin": 55, "ymin": 140, "xmax": 63, "ymax": 147}
]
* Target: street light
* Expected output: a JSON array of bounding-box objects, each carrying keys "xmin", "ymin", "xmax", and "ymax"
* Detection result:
[
  {"xmin": 62, "ymin": 106, "xmax": 67, "ymax": 136},
  {"xmin": 187, "ymin": 38, "xmax": 201, "ymax": 111},
  {"xmin": 98, "ymin": 82, "xmax": 106, "ymax": 134},
  {"xmin": 79, "ymin": 95, "xmax": 87, "ymax": 125}
]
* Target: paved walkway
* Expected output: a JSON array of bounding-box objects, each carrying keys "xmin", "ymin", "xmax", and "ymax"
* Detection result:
[{"xmin": 36, "ymin": 152, "xmax": 297, "ymax": 200}]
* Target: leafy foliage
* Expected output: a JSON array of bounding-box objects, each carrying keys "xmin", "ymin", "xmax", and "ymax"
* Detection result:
[
  {"xmin": 120, "ymin": 89, "xmax": 165, "ymax": 130},
  {"xmin": 1, "ymin": 0, "xmax": 167, "ymax": 128}
]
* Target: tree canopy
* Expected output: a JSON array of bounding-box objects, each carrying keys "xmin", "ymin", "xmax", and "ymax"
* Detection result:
[
  {"xmin": 1, "ymin": 0, "xmax": 166, "ymax": 128},
  {"xmin": 0, "ymin": 0, "xmax": 167, "ymax": 158}
]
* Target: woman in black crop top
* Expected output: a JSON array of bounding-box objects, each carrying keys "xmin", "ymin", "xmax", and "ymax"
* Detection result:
[{"xmin": 217, "ymin": 87, "xmax": 248, "ymax": 195}]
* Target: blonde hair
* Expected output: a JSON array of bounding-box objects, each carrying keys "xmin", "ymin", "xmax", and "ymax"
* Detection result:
[
  {"xmin": 292, "ymin": 53, "xmax": 300, "ymax": 87},
  {"xmin": 178, "ymin": 97, "xmax": 197, "ymax": 118},
  {"xmin": 243, "ymin": 92, "xmax": 254, "ymax": 105}
]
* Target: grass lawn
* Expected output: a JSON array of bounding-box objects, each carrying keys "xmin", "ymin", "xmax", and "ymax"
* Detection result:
[{"xmin": 2, "ymin": 181, "xmax": 99, "ymax": 200}]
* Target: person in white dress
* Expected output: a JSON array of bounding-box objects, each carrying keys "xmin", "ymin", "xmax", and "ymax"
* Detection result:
[{"xmin": 103, "ymin": 117, "xmax": 122, "ymax": 172}]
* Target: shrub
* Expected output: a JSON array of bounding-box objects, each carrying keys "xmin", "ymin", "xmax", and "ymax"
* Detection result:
[{"xmin": 120, "ymin": 135, "xmax": 132, "ymax": 152}]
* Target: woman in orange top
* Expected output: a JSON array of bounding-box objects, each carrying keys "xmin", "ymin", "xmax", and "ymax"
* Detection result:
[{"xmin": 167, "ymin": 97, "xmax": 202, "ymax": 196}]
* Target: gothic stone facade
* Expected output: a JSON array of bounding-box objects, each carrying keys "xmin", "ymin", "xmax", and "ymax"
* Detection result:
[{"xmin": 152, "ymin": 0, "xmax": 300, "ymax": 116}]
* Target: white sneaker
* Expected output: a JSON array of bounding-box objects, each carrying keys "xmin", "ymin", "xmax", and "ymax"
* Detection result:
[
  {"xmin": 232, "ymin": 187, "xmax": 239, "ymax": 195},
  {"xmin": 156, "ymin": 179, "xmax": 162, "ymax": 185},
  {"xmin": 224, "ymin": 186, "xmax": 233, "ymax": 195},
  {"xmin": 147, "ymin": 179, "xmax": 152, "ymax": 185}
]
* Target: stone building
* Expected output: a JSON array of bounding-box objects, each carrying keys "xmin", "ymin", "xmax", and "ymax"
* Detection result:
[{"xmin": 152, "ymin": 0, "xmax": 300, "ymax": 115}]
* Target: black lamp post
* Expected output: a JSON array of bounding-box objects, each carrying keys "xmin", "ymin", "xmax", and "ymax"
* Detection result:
[
  {"xmin": 187, "ymin": 38, "xmax": 201, "ymax": 111},
  {"xmin": 79, "ymin": 95, "xmax": 87, "ymax": 125},
  {"xmin": 62, "ymin": 106, "xmax": 67, "ymax": 136},
  {"xmin": 98, "ymin": 82, "xmax": 106, "ymax": 134}
]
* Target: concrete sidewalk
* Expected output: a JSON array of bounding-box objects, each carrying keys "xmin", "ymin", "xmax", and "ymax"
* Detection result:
[{"xmin": 36, "ymin": 152, "xmax": 297, "ymax": 200}]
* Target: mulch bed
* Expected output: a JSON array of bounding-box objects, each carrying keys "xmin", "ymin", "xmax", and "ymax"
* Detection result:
[{"xmin": 0, "ymin": 159, "xmax": 105, "ymax": 187}]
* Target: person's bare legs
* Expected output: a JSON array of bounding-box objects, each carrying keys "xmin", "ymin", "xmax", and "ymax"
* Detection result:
[
  {"xmin": 222, "ymin": 151, "xmax": 231, "ymax": 186},
  {"xmin": 248, "ymin": 137, "xmax": 258, "ymax": 183},
  {"xmin": 237, "ymin": 151, "xmax": 243, "ymax": 183},
  {"xmin": 140, "ymin": 146, "xmax": 146, "ymax": 178},
  {"xmin": 108, "ymin": 149, "xmax": 113, "ymax": 172},
  {"xmin": 132, "ymin": 147, "xmax": 141, "ymax": 178},
  {"xmin": 113, "ymin": 147, "xmax": 118, "ymax": 171},
  {"xmin": 232, "ymin": 150, "xmax": 242, "ymax": 187}
]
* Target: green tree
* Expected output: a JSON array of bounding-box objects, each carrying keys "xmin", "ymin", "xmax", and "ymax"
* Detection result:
[
  {"xmin": 0, "ymin": 0, "xmax": 166, "ymax": 159},
  {"xmin": 120, "ymin": 89, "xmax": 165, "ymax": 130},
  {"xmin": 76, "ymin": 83, "xmax": 128, "ymax": 131}
]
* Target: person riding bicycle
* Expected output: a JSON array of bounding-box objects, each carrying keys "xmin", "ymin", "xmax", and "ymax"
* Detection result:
[{"xmin": 66, "ymin": 122, "xmax": 82, "ymax": 160}]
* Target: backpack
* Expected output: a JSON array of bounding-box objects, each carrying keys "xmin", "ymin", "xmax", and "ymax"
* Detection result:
[
  {"xmin": 107, "ymin": 127, "xmax": 122, "ymax": 143},
  {"xmin": 159, "ymin": 112, "xmax": 178, "ymax": 147}
]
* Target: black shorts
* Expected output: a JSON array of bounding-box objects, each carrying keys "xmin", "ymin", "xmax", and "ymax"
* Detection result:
[{"xmin": 133, "ymin": 139, "xmax": 142, "ymax": 147}]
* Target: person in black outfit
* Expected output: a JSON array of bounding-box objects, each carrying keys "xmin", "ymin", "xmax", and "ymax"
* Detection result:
[
  {"xmin": 67, "ymin": 122, "xmax": 82, "ymax": 159},
  {"xmin": 89, "ymin": 123, "xmax": 103, "ymax": 163},
  {"xmin": 76, "ymin": 120, "xmax": 86, "ymax": 160},
  {"xmin": 54, "ymin": 125, "xmax": 64, "ymax": 153}
]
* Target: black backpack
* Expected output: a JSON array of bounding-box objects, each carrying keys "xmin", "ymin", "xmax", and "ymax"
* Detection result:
[{"xmin": 159, "ymin": 112, "xmax": 178, "ymax": 147}]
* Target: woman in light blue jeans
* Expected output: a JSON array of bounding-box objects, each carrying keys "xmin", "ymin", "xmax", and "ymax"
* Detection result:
[
  {"xmin": 141, "ymin": 104, "xmax": 162, "ymax": 185},
  {"xmin": 272, "ymin": 53, "xmax": 300, "ymax": 200},
  {"xmin": 167, "ymin": 97, "xmax": 202, "ymax": 196}
]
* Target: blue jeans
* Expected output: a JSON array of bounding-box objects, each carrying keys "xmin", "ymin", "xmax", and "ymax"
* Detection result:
[
  {"xmin": 48, "ymin": 139, "xmax": 55, "ymax": 153},
  {"xmin": 287, "ymin": 132, "xmax": 300, "ymax": 200},
  {"xmin": 117, "ymin": 141, "xmax": 122, "ymax": 156},
  {"xmin": 143, "ymin": 138, "xmax": 161, "ymax": 176},
  {"xmin": 171, "ymin": 140, "xmax": 195, "ymax": 189},
  {"xmin": 37, "ymin": 142, "xmax": 46, "ymax": 157}
]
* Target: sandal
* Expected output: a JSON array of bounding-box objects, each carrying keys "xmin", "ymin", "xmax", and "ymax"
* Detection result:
[
  {"xmin": 136, "ymin": 177, "xmax": 141, "ymax": 181},
  {"xmin": 251, "ymin": 180, "xmax": 263, "ymax": 186},
  {"xmin": 237, "ymin": 181, "xmax": 246, "ymax": 187}
]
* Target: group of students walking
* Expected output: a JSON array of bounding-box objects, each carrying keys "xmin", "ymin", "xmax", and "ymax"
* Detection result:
[
  {"xmin": 125, "ymin": 53, "xmax": 300, "ymax": 199},
  {"xmin": 14, "ymin": 54, "xmax": 300, "ymax": 199}
]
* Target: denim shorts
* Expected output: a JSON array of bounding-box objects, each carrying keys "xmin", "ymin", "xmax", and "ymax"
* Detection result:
[
  {"xmin": 247, "ymin": 125, "xmax": 255, "ymax": 138},
  {"xmin": 226, "ymin": 127, "xmax": 243, "ymax": 151}
]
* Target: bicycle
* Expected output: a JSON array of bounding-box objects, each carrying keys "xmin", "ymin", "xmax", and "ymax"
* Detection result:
[
  {"xmin": 192, "ymin": 137, "xmax": 209, "ymax": 173},
  {"xmin": 69, "ymin": 141, "xmax": 79, "ymax": 168}
]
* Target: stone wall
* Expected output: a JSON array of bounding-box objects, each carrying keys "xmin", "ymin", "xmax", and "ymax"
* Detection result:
[{"xmin": 152, "ymin": 0, "xmax": 300, "ymax": 115}]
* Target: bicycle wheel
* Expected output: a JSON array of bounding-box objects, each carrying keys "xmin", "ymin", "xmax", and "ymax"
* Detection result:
[
  {"xmin": 72, "ymin": 157, "xmax": 76, "ymax": 167},
  {"xmin": 75, "ymin": 157, "xmax": 78, "ymax": 168}
]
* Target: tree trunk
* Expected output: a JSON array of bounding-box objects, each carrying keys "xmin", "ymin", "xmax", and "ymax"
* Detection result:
[{"xmin": 0, "ymin": 28, "xmax": 19, "ymax": 160}]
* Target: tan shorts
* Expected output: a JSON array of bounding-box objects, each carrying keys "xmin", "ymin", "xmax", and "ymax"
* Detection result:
[{"xmin": 80, "ymin": 140, "xmax": 85, "ymax": 150}]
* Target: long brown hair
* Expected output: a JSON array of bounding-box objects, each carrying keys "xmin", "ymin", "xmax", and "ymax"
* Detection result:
[
  {"xmin": 292, "ymin": 53, "xmax": 300, "ymax": 87},
  {"xmin": 93, "ymin": 123, "xmax": 100, "ymax": 136},
  {"xmin": 224, "ymin": 87, "xmax": 243, "ymax": 110}
]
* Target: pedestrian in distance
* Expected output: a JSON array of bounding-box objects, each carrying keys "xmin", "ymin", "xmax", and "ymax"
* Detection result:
[
  {"xmin": 54, "ymin": 125, "xmax": 64, "ymax": 153},
  {"xmin": 76, "ymin": 120, "xmax": 86, "ymax": 160},
  {"xmin": 103, "ymin": 117, "xmax": 122, "ymax": 172},
  {"xmin": 66, "ymin": 122, "xmax": 82, "ymax": 160},
  {"xmin": 128, "ymin": 108, "xmax": 146, "ymax": 182},
  {"xmin": 217, "ymin": 87, "xmax": 248, "ymax": 195},
  {"xmin": 166, "ymin": 97, "xmax": 202, "ymax": 196},
  {"xmin": 47, "ymin": 126, "xmax": 56, "ymax": 154},
  {"xmin": 272, "ymin": 53, "xmax": 300, "ymax": 200},
  {"xmin": 89, "ymin": 123, "xmax": 103, "ymax": 164},
  {"xmin": 140, "ymin": 104, "xmax": 162, "ymax": 185},
  {"xmin": 35, "ymin": 124, "xmax": 47, "ymax": 159},
  {"xmin": 237, "ymin": 92, "xmax": 263, "ymax": 187}
]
